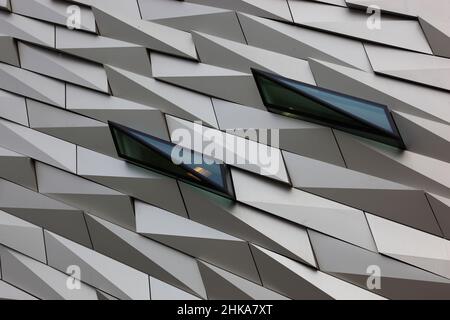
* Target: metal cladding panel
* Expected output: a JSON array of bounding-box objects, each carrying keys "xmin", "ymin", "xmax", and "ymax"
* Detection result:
[{"xmin": 0, "ymin": 0, "xmax": 448, "ymax": 300}]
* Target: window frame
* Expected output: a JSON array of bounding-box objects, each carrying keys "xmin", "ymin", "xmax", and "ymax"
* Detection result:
[
  {"xmin": 109, "ymin": 121, "xmax": 236, "ymax": 199},
  {"xmin": 252, "ymin": 68, "xmax": 405, "ymax": 149}
]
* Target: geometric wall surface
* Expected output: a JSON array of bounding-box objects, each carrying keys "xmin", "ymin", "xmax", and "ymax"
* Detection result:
[{"xmin": 0, "ymin": 0, "xmax": 449, "ymax": 300}]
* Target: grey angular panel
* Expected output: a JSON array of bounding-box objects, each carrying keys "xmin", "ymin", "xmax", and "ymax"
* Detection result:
[
  {"xmin": 232, "ymin": 168, "xmax": 377, "ymax": 251},
  {"xmin": 213, "ymin": 99, "xmax": 346, "ymax": 166},
  {"xmin": 0, "ymin": 35, "xmax": 19, "ymax": 66},
  {"xmin": 0, "ymin": 119, "xmax": 76, "ymax": 173},
  {"xmin": 393, "ymin": 111, "xmax": 450, "ymax": 163},
  {"xmin": 0, "ymin": 178, "xmax": 91, "ymax": 248},
  {"xmin": 0, "ymin": 210, "xmax": 46, "ymax": 263},
  {"xmin": 283, "ymin": 150, "xmax": 442, "ymax": 236},
  {"xmin": 198, "ymin": 261, "xmax": 289, "ymax": 300},
  {"xmin": 166, "ymin": 115, "xmax": 290, "ymax": 184},
  {"xmin": 139, "ymin": 0, "xmax": 246, "ymax": 43},
  {"xmin": 309, "ymin": 58, "xmax": 450, "ymax": 125},
  {"xmin": 0, "ymin": 11, "xmax": 54, "ymax": 47},
  {"xmin": 313, "ymin": 0, "xmax": 347, "ymax": 5},
  {"xmin": 419, "ymin": 16, "xmax": 450, "ymax": 58},
  {"xmin": 288, "ymin": 0, "xmax": 432, "ymax": 54},
  {"xmin": 238, "ymin": 13, "xmax": 371, "ymax": 71},
  {"xmin": 95, "ymin": 290, "xmax": 118, "ymax": 300},
  {"xmin": 309, "ymin": 230, "xmax": 450, "ymax": 299},
  {"xmin": 335, "ymin": 131, "xmax": 450, "ymax": 199},
  {"xmin": 27, "ymin": 100, "xmax": 117, "ymax": 157},
  {"xmin": 0, "ymin": 0, "xmax": 449, "ymax": 300},
  {"xmin": 185, "ymin": 0, "xmax": 293, "ymax": 22},
  {"xmin": 151, "ymin": 52, "xmax": 264, "ymax": 108},
  {"xmin": 149, "ymin": 277, "xmax": 200, "ymax": 300},
  {"xmin": 192, "ymin": 31, "xmax": 316, "ymax": 84},
  {"xmin": 0, "ymin": 62, "xmax": 65, "ymax": 107},
  {"xmin": 345, "ymin": 0, "xmax": 445, "ymax": 20},
  {"xmin": 56, "ymin": 27, "xmax": 152, "ymax": 77},
  {"xmin": 180, "ymin": 182, "xmax": 317, "ymax": 267},
  {"xmin": 0, "ymin": 0, "xmax": 10, "ymax": 11},
  {"xmin": 366, "ymin": 214, "xmax": 450, "ymax": 279},
  {"xmin": 11, "ymin": 0, "xmax": 96, "ymax": 32},
  {"xmin": 135, "ymin": 200, "xmax": 261, "ymax": 284},
  {"xmin": 61, "ymin": 0, "xmax": 141, "ymax": 19},
  {"xmin": 346, "ymin": 0, "xmax": 450, "ymax": 57},
  {"xmin": 0, "ymin": 280, "xmax": 37, "ymax": 300},
  {"xmin": 44, "ymin": 231, "xmax": 151, "ymax": 300},
  {"xmin": 105, "ymin": 65, "xmax": 219, "ymax": 128},
  {"xmin": 0, "ymin": 146, "xmax": 37, "ymax": 190},
  {"xmin": 180, "ymin": 183, "xmax": 317, "ymax": 267},
  {"xmin": 77, "ymin": 147, "xmax": 187, "ymax": 217},
  {"xmin": 92, "ymin": 6, "xmax": 198, "ymax": 60},
  {"xmin": 364, "ymin": 44, "xmax": 450, "ymax": 91},
  {"xmin": 251, "ymin": 245, "xmax": 385, "ymax": 300},
  {"xmin": 18, "ymin": 42, "xmax": 108, "ymax": 93},
  {"xmin": 85, "ymin": 214, "xmax": 207, "ymax": 299},
  {"xmin": 0, "ymin": 246, "xmax": 99, "ymax": 299},
  {"xmin": 35, "ymin": 162, "xmax": 136, "ymax": 230},
  {"xmin": 66, "ymin": 84, "xmax": 169, "ymax": 140},
  {"xmin": 0, "ymin": 89, "xmax": 27, "ymax": 126},
  {"xmin": 427, "ymin": 194, "xmax": 450, "ymax": 240}
]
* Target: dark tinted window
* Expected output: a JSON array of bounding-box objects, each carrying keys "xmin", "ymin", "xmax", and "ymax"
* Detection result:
[{"xmin": 253, "ymin": 69, "xmax": 405, "ymax": 149}]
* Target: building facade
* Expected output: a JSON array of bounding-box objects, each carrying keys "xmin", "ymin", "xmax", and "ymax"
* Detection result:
[{"xmin": 0, "ymin": 0, "xmax": 449, "ymax": 300}]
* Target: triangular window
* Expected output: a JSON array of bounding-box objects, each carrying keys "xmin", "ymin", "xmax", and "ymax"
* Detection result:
[
  {"xmin": 109, "ymin": 122, "xmax": 235, "ymax": 199},
  {"xmin": 253, "ymin": 69, "xmax": 405, "ymax": 149}
]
